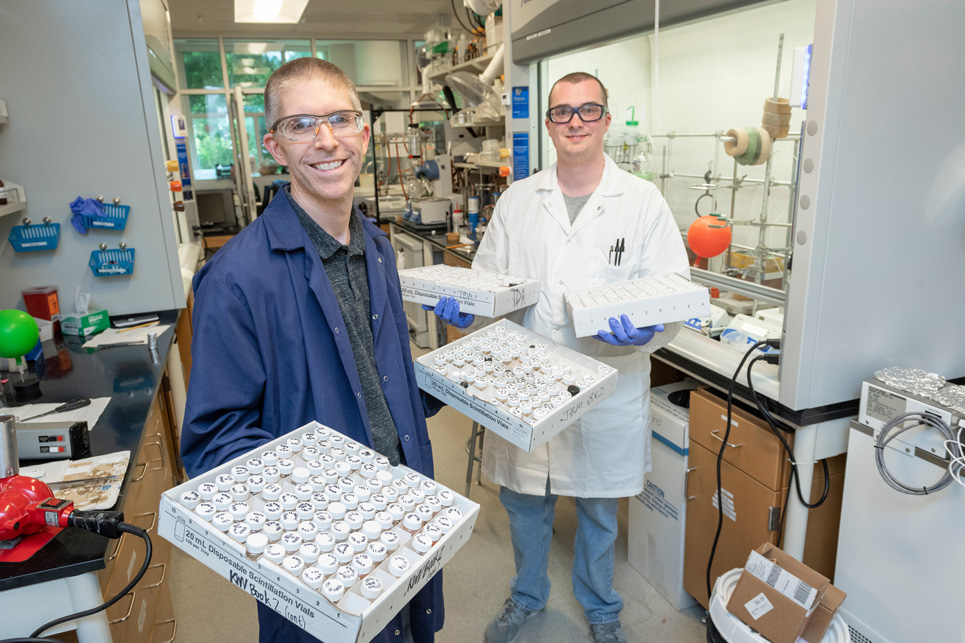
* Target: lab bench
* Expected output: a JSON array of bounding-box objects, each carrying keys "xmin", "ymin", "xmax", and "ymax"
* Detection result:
[{"xmin": 0, "ymin": 311, "xmax": 185, "ymax": 642}]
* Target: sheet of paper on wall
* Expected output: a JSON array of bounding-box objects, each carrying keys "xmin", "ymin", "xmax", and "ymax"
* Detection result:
[
  {"xmin": 19, "ymin": 451, "xmax": 130, "ymax": 511},
  {"xmin": 0, "ymin": 396, "xmax": 111, "ymax": 430},
  {"xmin": 82, "ymin": 323, "xmax": 172, "ymax": 347}
]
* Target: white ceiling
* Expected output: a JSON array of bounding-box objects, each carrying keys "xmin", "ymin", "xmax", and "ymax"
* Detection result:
[{"xmin": 167, "ymin": 0, "xmax": 468, "ymax": 39}]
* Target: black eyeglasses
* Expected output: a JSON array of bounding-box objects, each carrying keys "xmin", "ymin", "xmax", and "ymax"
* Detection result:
[{"xmin": 545, "ymin": 103, "xmax": 607, "ymax": 124}]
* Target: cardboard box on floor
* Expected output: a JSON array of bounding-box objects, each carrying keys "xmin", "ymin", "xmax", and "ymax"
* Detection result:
[{"xmin": 726, "ymin": 543, "xmax": 845, "ymax": 643}]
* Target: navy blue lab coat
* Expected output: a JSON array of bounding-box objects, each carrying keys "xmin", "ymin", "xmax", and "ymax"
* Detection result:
[{"xmin": 181, "ymin": 191, "xmax": 444, "ymax": 643}]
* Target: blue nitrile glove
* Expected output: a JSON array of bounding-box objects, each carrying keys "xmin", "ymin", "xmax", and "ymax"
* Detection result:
[
  {"xmin": 594, "ymin": 314, "xmax": 665, "ymax": 347},
  {"xmin": 423, "ymin": 296, "xmax": 474, "ymax": 329},
  {"xmin": 69, "ymin": 197, "xmax": 107, "ymax": 234}
]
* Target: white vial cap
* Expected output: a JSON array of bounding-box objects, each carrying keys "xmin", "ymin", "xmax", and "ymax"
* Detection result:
[
  {"xmin": 322, "ymin": 579, "xmax": 346, "ymax": 603},
  {"xmin": 398, "ymin": 496, "xmax": 416, "ymax": 512},
  {"xmin": 415, "ymin": 504, "xmax": 434, "ymax": 523},
  {"xmin": 276, "ymin": 444, "xmax": 293, "ymax": 459},
  {"xmin": 313, "ymin": 511, "xmax": 333, "ymax": 531},
  {"xmin": 361, "ymin": 576, "xmax": 383, "ymax": 599},
  {"xmin": 215, "ymin": 473, "xmax": 235, "ymax": 490},
  {"xmin": 422, "ymin": 523, "xmax": 443, "ymax": 543},
  {"xmin": 374, "ymin": 456, "xmax": 391, "ymax": 471},
  {"xmin": 292, "ymin": 467, "xmax": 311, "ymax": 484},
  {"xmin": 286, "ymin": 437, "xmax": 303, "ymax": 453},
  {"xmin": 231, "ymin": 466, "xmax": 250, "ymax": 482},
  {"xmin": 402, "ymin": 513, "xmax": 423, "ymax": 532},
  {"xmin": 302, "ymin": 446, "xmax": 321, "ymax": 463},
  {"xmin": 386, "ymin": 503, "xmax": 405, "ymax": 521},
  {"xmin": 357, "ymin": 502, "xmax": 377, "ymax": 520},
  {"xmin": 433, "ymin": 516, "xmax": 454, "ymax": 535},
  {"xmin": 324, "ymin": 485, "xmax": 343, "ymax": 503},
  {"xmin": 311, "ymin": 493, "xmax": 329, "ymax": 511},
  {"xmin": 352, "ymin": 553, "xmax": 373, "ymax": 576},
  {"xmin": 381, "ymin": 487, "xmax": 400, "ymax": 503},
  {"xmin": 308, "ymin": 475, "xmax": 327, "ymax": 492},
  {"xmin": 229, "ymin": 522, "xmax": 251, "ymax": 542},
  {"xmin": 283, "ymin": 555, "xmax": 305, "ymax": 576},
  {"xmin": 358, "ymin": 449, "xmax": 376, "ymax": 464},
  {"xmin": 229, "ymin": 484, "xmax": 250, "ymax": 501},
  {"xmin": 246, "ymin": 532, "xmax": 268, "ymax": 556},
  {"xmin": 229, "ymin": 502, "xmax": 249, "ymax": 520},
  {"xmin": 341, "ymin": 493, "xmax": 359, "ymax": 510},
  {"xmin": 317, "ymin": 553, "xmax": 339, "ymax": 575},
  {"xmin": 353, "ymin": 485, "xmax": 372, "ymax": 502},
  {"xmin": 262, "ymin": 482, "xmax": 283, "ymax": 500},
  {"xmin": 281, "ymin": 511, "xmax": 300, "ymax": 531},
  {"xmin": 180, "ymin": 490, "xmax": 201, "ymax": 509},
  {"xmin": 345, "ymin": 455, "xmax": 362, "ymax": 471},
  {"xmin": 424, "ymin": 496, "xmax": 442, "ymax": 513},
  {"xmin": 296, "ymin": 502, "xmax": 315, "ymax": 521},
  {"xmin": 438, "ymin": 490, "xmax": 454, "ymax": 507},
  {"xmin": 281, "ymin": 532, "xmax": 303, "ymax": 553},
  {"xmin": 302, "ymin": 431, "xmax": 317, "ymax": 446},
  {"xmin": 380, "ymin": 531, "xmax": 401, "ymax": 551},
  {"xmin": 329, "ymin": 448, "xmax": 346, "ymax": 462},
  {"xmin": 302, "ymin": 567, "xmax": 325, "ymax": 589},
  {"xmin": 359, "ymin": 463, "xmax": 378, "ymax": 479},
  {"xmin": 314, "ymin": 425, "xmax": 331, "ymax": 440},
  {"xmin": 411, "ymin": 533, "xmax": 433, "ymax": 554},
  {"xmin": 245, "ymin": 512, "xmax": 267, "ymax": 531},
  {"xmin": 374, "ymin": 511, "xmax": 394, "ymax": 530},
  {"xmin": 334, "ymin": 462, "xmax": 352, "ymax": 477},
  {"xmin": 298, "ymin": 522, "xmax": 319, "ymax": 541},
  {"xmin": 262, "ymin": 450, "xmax": 279, "ymax": 466},
  {"xmin": 246, "ymin": 476, "xmax": 266, "ymax": 494},
  {"xmin": 348, "ymin": 532, "xmax": 369, "ymax": 552},
  {"xmin": 299, "ymin": 541, "xmax": 322, "ymax": 564},
  {"xmin": 280, "ymin": 493, "xmax": 299, "ymax": 511},
  {"xmin": 263, "ymin": 502, "xmax": 283, "ymax": 521},
  {"xmin": 294, "ymin": 484, "xmax": 313, "ymax": 501},
  {"xmin": 263, "ymin": 521, "xmax": 283, "ymax": 542},
  {"xmin": 314, "ymin": 532, "xmax": 336, "ymax": 552},
  {"xmin": 420, "ymin": 480, "xmax": 437, "ymax": 496},
  {"xmin": 263, "ymin": 467, "xmax": 281, "ymax": 484},
  {"xmin": 333, "ymin": 542, "xmax": 355, "ymax": 564},
  {"xmin": 330, "ymin": 522, "xmax": 351, "ymax": 541},
  {"xmin": 246, "ymin": 457, "xmax": 265, "ymax": 474},
  {"xmin": 344, "ymin": 511, "xmax": 364, "ymax": 530},
  {"xmin": 366, "ymin": 541, "xmax": 387, "ymax": 562},
  {"xmin": 277, "ymin": 459, "xmax": 295, "ymax": 476},
  {"xmin": 370, "ymin": 494, "xmax": 388, "ymax": 511},
  {"xmin": 336, "ymin": 566, "xmax": 359, "ymax": 586},
  {"xmin": 212, "ymin": 493, "xmax": 232, "ymax": 511},
  {"xmin": 264, "ymin": 543, "xmax": 286, "ymax": 564},
  {"xmin": 389, "ymin": 555, "xmax": 410, "ymax": 577},
  {"xmin": 328, "ymin": 502, "xmax": 347, "ymax": 520},
  {"xmin": 361, "ymin": 520, "xmax": 382, "ymax": 540},
  {"xmin": 212, "ymin": 512, "xmax": 233, "ymax": 531}
]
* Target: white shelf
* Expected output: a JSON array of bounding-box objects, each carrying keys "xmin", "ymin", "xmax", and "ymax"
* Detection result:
[
  {"xmin": 427, "ymin": 51, "xmax": 497, "ymax": 83},
  {"xmin": 450, "ymin": 110, "xmax": 504, "ymax": 128},
  {"xmin": 0, "ymin": 181, "xmax": 27, "ymax": 218}
]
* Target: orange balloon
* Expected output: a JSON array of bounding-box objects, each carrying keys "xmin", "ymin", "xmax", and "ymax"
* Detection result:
[{"xmin": 687, "ymin": 215, "xmax": 732, "ymax": 258}]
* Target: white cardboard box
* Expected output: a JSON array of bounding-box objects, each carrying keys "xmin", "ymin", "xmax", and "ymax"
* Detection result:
[
  {"xmin": 564, "ymin": 273, "xmax": 711, "ymax": 338},
  {"xmin": 628, "ymin": 382, "xmax": 699, "ymax": 611},
  {"xmin": 157, "ymin": 421, "xmax": 479, "ymax": 643},
  {"xmin": 399, "ymin": 265, "xmax": 541, "ymax": 317},
  {"xmin": 414, "ymin": 319, "xmax": 618, "ymax": 452}
]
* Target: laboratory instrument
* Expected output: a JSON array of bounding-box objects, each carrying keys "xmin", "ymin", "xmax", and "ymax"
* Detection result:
[{"xmin": 564, "ymin": 273, "xmax": 711, "ymax": 338}]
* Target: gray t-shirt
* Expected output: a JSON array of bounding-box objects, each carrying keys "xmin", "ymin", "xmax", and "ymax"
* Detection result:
[
  {"xmin": 562, "ymin": 192, "xmax": 593, "ymax": 224},
  {"xmin": 285, "ymin": 187, "xmax": 404, "ymax": 465}
]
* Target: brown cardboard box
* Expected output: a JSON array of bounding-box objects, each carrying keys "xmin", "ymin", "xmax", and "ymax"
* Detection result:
[{"xmin": 726, "ymin": 543, "xmax": 845, "ymax": 643}]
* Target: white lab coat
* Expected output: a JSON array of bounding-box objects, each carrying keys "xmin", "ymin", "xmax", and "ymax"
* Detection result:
[{"xmin": 472, "ymin": 155, "xmax": 690, "ymax": 498}]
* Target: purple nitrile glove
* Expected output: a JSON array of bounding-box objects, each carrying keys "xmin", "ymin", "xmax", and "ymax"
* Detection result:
[
  {"xmin": 422, "ymin": 296, "xmax": 474, "ymax": 329},
  {"xmin": 594, "ymin": 314, "xmax": 665, "ymax": 347}
]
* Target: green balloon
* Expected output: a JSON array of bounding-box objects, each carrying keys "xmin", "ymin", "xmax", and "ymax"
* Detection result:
[{"xmin": 0, "ymin": 309, "xmax": 40, "ymax": 358}]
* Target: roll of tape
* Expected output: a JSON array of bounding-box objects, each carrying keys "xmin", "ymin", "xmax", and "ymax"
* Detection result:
[
  {"xmin": 762, "ymin": 123, "xmax": 790, "ymax": 139},
  {"xmin": 735, "ymin": 127, "xmax": 760, "ymax": 166},
  {"xmin": 762, "ymin": 111, "xmax": 792, "ymax": 127},
  {"xmin": 763, "ymin": 97, "xmax": 792, "ymax": 115},
  {"xmin": 724, "ymin": 128, "xmax": 749, "ymax": 157},
  {"xmin": 753, "ymin": 127, "xmax": 772, "ymax": 165}
]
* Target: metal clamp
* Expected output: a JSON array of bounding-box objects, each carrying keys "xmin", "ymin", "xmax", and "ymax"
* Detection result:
[
  {"xmin": 129, "ymin": 461, "xmax": 148, "ymax": 483},
  {"xmin": 685, "ymin": 467, "xmax": 698, "ymax": 500},
  {"xmin": 710, "ymin": 430, "xmax": 743, "ymax": 448},
  {"xmin": 144, "ymin": 562, "xmax": 167, "ymax": 589},
  {"xmin": 108, "ymin": 591, "xmax": 136, "ymax": 624},
  {"xmin": 153, "ymin": 618, "xmax": 177, "ymax": 643}
]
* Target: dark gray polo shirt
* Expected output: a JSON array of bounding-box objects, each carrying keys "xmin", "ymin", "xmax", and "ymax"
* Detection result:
[{"xmin": 285, "ymin": 187, "xmax": 403, "ymax": 465}]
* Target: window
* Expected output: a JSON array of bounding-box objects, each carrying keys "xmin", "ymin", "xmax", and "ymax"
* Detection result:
[
  {"xmin": 188, "ymin": 94, "xmax": 231, "ymax": 179},
  {"xmin": 316, "ymin": 40, "xmax": 409, "ymax": 87},
  {"xmin": 224, "ymin": 39, "xmax": 311, "ymax": 88},
  {"xmin": 176, "ymin": 39, "xmax": 224, "ymax": 90}
]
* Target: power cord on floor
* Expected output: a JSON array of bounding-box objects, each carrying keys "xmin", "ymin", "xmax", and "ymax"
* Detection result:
[{"xmin": 0, "ymin": 513, "xmax": 152, "ymax": 643}]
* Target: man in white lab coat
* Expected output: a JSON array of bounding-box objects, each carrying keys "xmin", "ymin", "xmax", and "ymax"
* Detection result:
[{"xmin": 431, "ymin": 72, "xmax": 689, "ymax": 643}]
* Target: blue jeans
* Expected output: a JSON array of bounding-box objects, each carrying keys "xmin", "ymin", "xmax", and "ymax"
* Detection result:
[{"xmin": 500, "ymin": 484, "xmax": 623, "ymax": 624}]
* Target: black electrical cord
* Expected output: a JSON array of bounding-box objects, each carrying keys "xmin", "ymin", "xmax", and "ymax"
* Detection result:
[
  {"xmin": 747, "ymin": 355, "xmax": 830, "ymax": 510},
  {"xmin": 0, "ymin": 513, "xmax": 152, "ymax": 643},
  {"xmin": 705, "ymin": 338, "xmax": 768, "ymax": 601},
  {"xmin": 450, "ymin": 0, "xmax": 476, "ymax": 34}
]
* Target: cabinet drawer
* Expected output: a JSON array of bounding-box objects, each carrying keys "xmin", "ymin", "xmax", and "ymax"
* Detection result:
[
  {"xmin": 688, "ymin": 388, "xmax": 791, "ymax": 490},
  {"xmin": 682, "ymin": 439, "xmax": 782, "ymax": 609}
]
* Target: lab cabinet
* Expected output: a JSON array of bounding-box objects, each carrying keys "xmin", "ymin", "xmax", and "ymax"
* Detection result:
[
  {"xmin": 0, "ymin": 0, "xmax": 185, "ymax": 316},
  {"xmin": 389, "ymin": 223, "xmax": 444, "ymax": 349}
]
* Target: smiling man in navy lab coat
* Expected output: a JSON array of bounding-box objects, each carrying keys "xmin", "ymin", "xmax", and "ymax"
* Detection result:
[{"xmin": 181, "ymin": 57, "xmax": 444, "ymax": 643}]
